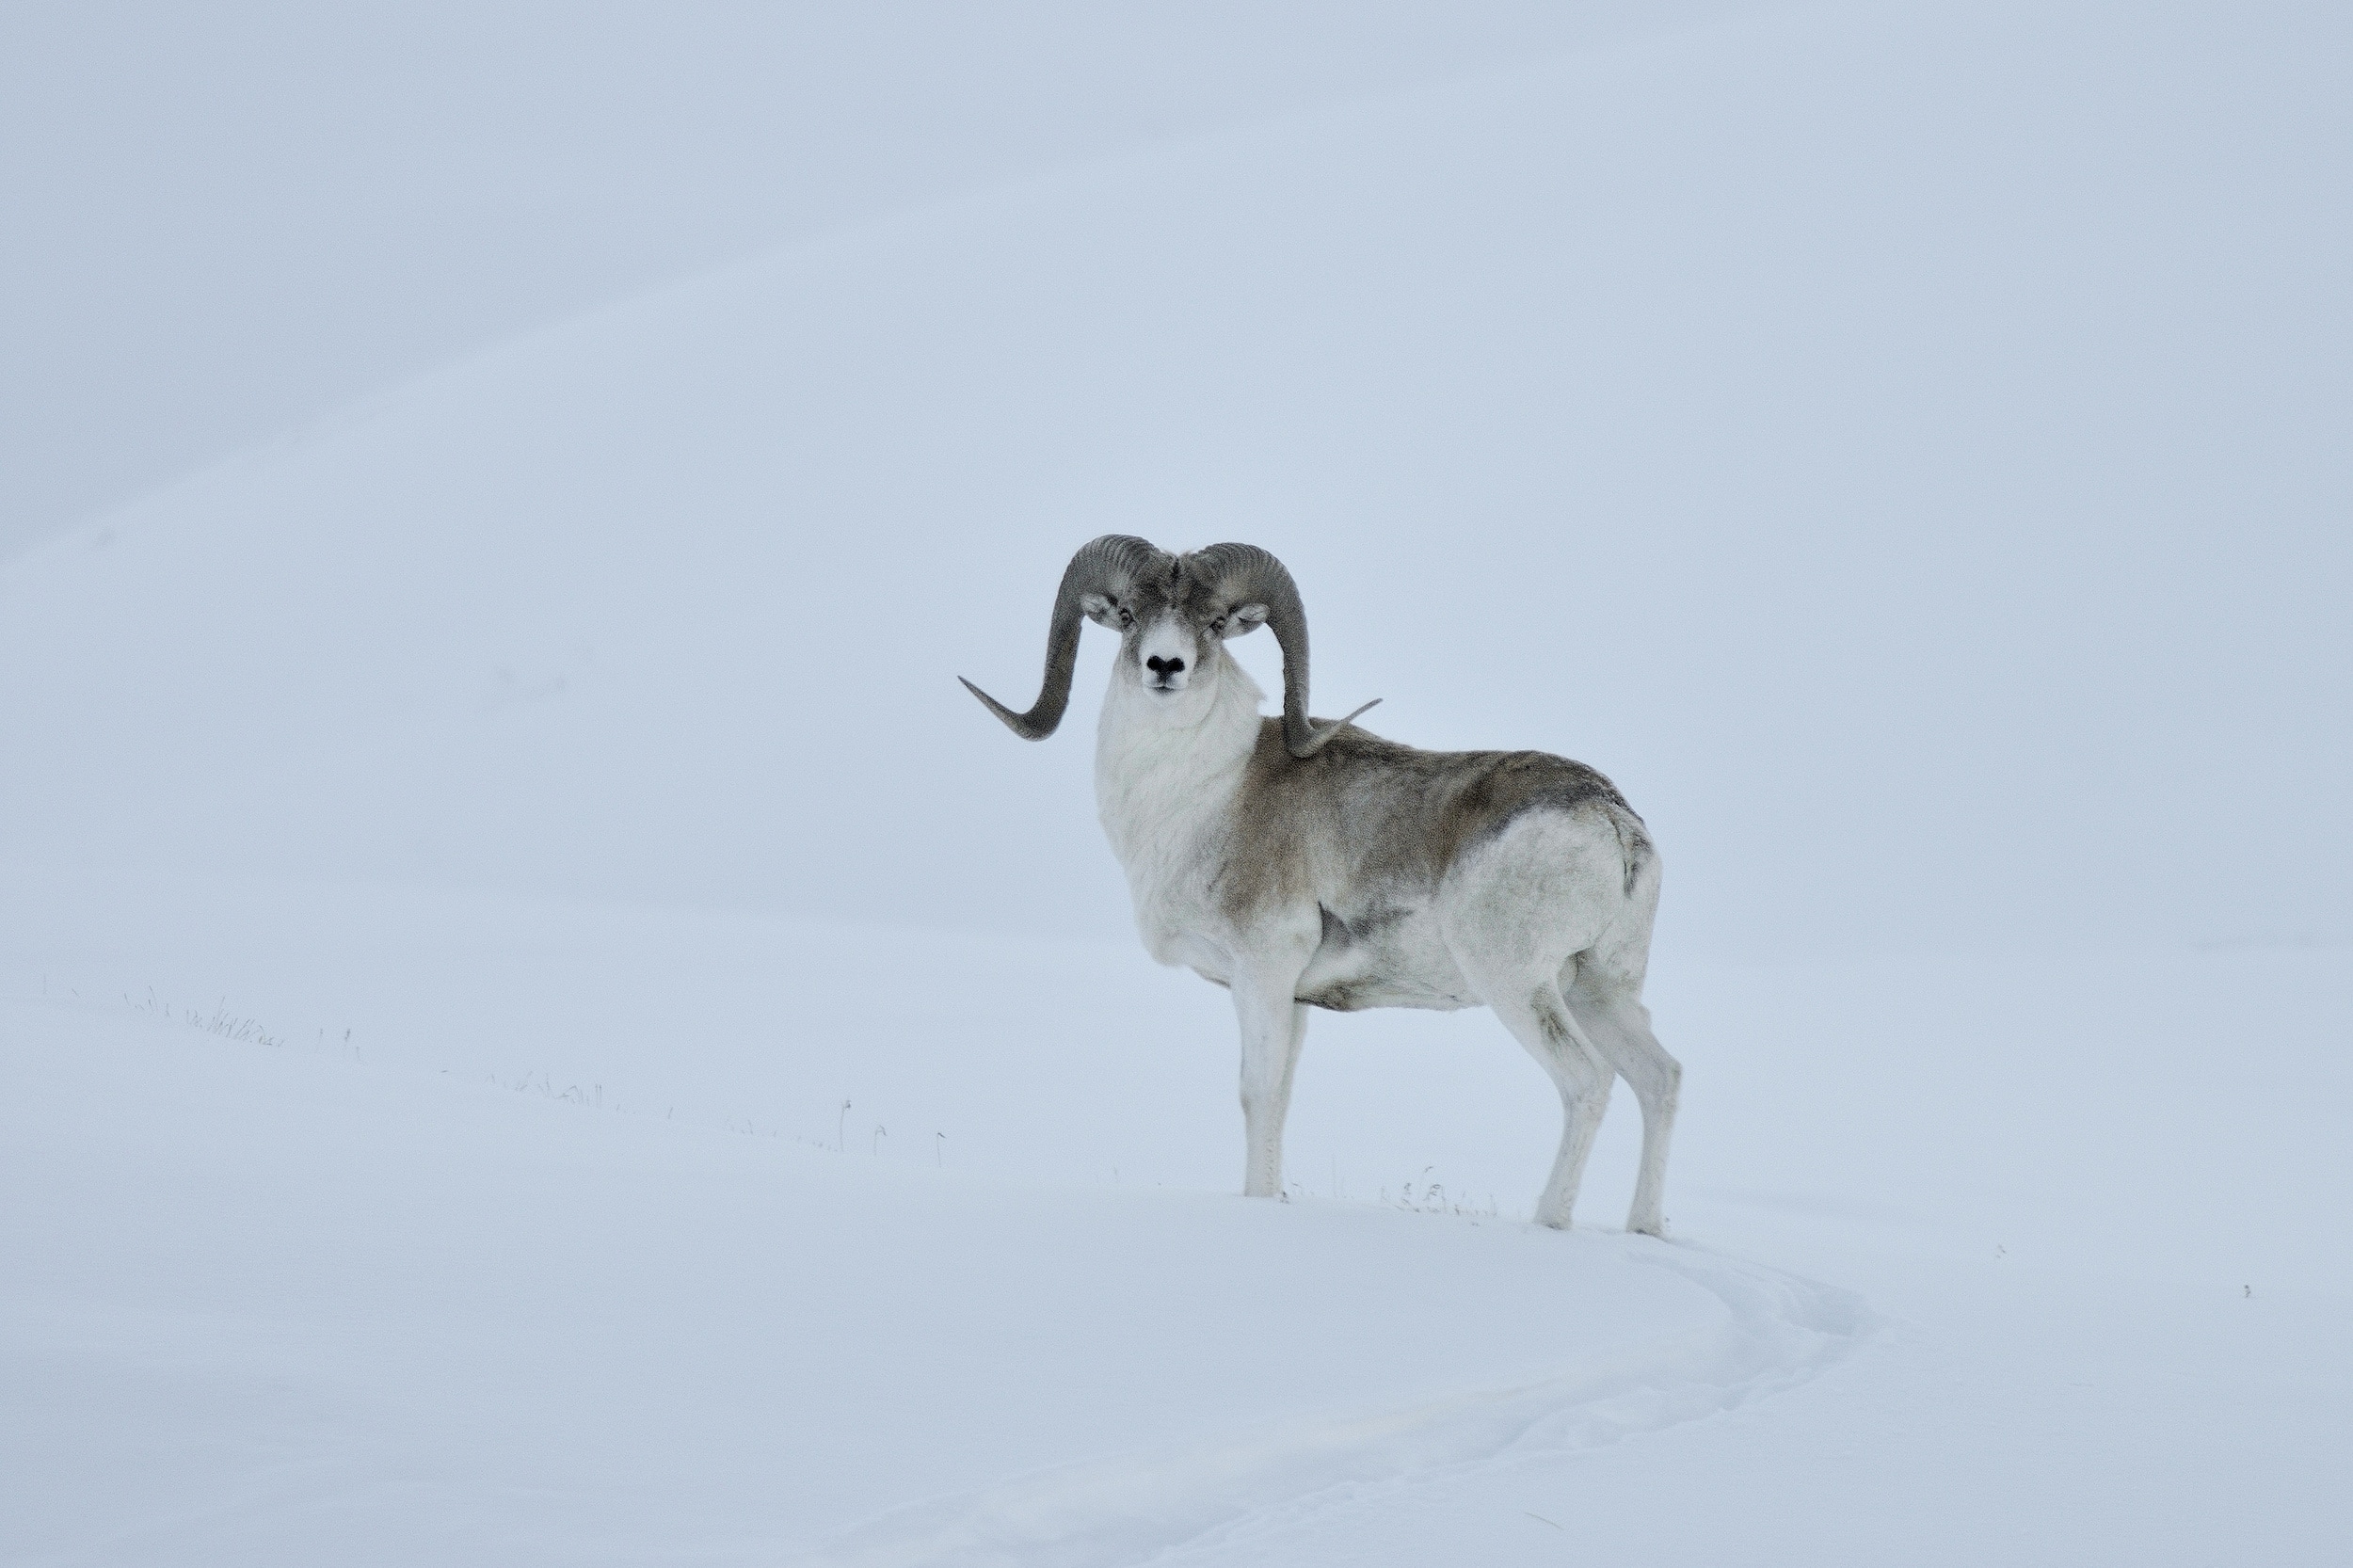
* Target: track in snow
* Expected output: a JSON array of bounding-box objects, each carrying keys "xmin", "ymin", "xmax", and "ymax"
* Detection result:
[{"xmin": 799, "ymin": 1243, "xmax": 1869, "ymax": 1568}]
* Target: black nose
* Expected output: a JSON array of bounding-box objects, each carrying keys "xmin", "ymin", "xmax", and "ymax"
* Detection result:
[{"xmin": 1145, "ymin": 655, "xmax": 1186, "ymax": 676}]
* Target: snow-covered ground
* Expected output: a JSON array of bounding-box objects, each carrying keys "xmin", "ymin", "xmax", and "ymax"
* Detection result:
[
  {"xmin": 5, "ymin": 3, "xmax": 2348, "ymax": 1563},
  {"xmin": 8, "ymin": 883, "xmax": 2346, "ymax": 1562}
]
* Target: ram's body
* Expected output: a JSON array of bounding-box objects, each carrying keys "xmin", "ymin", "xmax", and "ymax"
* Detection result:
[{"xmin": 970, "ymin": 536, "xmax": 1680, "ymax": 1233}]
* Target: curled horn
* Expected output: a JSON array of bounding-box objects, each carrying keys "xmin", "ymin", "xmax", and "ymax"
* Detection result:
[
  {"xmin": 1191, "ymin": 543, "xmax": 1379, "ymax": 760},
  {"xmin": 961, "ymin": 534, "xmax": 1166, "ymax": 740}
]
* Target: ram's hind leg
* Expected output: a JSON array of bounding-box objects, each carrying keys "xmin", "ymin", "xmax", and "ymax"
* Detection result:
[
  {"xmin": 1568, "ymin": 977, "xmax": 1681, "ymax": 1237},
  {"xmin": 1482, "ymin": 976, "xmax": 1613, "ymax": 1230}
]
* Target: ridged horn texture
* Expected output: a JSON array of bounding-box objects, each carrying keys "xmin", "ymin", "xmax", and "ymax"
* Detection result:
[
  {"xmin": 961, "ymin": 534, "xmax": 1168, "ymax": 740},
  {"xmin": 1190, "ymin": 542, "xmax": 1374, "ymax": 759}
]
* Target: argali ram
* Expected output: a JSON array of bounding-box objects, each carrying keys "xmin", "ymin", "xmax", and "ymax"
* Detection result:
[{"xmin": 963, "ymin": 536, "xmax": 1678, "ymax": 1234}]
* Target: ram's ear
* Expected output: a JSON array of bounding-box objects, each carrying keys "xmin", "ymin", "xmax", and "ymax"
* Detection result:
[
  {"xmin": 1079, "ymin": 592, "xmax": 1120, "ymax": 629},
  {"xmin": 1225, "ymin": 602, "xmax": 1270, "ymax": 637}
]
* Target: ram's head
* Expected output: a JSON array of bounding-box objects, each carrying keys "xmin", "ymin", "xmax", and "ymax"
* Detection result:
[{"xmin": 960, "ymin": 536, "xmax": 1375, "ymax": 759}]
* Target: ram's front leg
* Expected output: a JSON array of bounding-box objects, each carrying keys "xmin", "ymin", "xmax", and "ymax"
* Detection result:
[{"xmin": 1231, "ymin": 959, "xmax": 1311, "ymax": 1199}]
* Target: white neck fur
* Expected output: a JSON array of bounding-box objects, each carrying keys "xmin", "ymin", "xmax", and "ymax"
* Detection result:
[{"xmin": 1093, "ymin": 649, "xmax": 1264, "ymax": 874}]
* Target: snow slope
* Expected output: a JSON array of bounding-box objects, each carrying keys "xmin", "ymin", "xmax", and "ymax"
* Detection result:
[
  {"xmin": 4, "ymin": 0, "xmax": 2345, "ymax": 963},
  {"xmin": 4, "ymin": 1, "xmax": 1740, "ymax": 549},
  {"xmin": 5, "ymin": 2, "xmax": 2350, "ymax": 1563}
]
